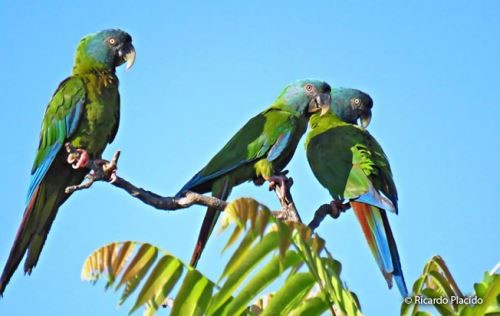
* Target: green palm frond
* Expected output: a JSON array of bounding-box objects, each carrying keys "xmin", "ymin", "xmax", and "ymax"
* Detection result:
[{"xmin": 82, "ymin": 197, "xmax": 361, "ymax": 316}]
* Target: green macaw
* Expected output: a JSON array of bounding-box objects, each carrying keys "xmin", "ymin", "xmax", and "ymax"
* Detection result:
[
  {"xmin": 305, "ymin": 88, "xmax": 408, "ymax": 297},
  {"xmin": 0, "ymin": 29, "xmax": 136, "ymax": 295},
  {"xmin": 176, "ymin": 79, "xmax": 332, "ymax": 267}
]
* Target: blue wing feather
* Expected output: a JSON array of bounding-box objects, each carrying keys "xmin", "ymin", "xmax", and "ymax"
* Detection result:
[
  {"xmin": 26, "ymin": 83, "xmax": 85, "ymax": 204},
  {"xmin": 177, "ymin": 128, "xmax": 294, "ymax": 197},
  {"xmin": 66, "ymin": 100, "xmax": 84, "ymax": 135},
  {"xmin": 26, "ymin": 145, "xmax": 61, "ymax": 204},
  {"xmin": 175, "ymin": 158, "xmax": 250, "ymax": 198},
  {"xmin": 266, "ymin": 130, "xmax": 292, "ymax": 161},
  {"xmin": 177, "ymin": 110, "xmax": 296, "ymax": 197},
  {"xmin": 355, "ymin": 183, "xmax": 397, "ymax": 213}
]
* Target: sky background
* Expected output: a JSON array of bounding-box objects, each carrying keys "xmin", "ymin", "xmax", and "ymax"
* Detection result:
[{"xmin": 1, "ymin": 1, "xmax": 499, "ymax": 315}]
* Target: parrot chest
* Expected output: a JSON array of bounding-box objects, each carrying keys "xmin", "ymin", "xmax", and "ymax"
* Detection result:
[
  {"xmin": 307, "ymin": 127, "xmax": 354, "ymax": 201},
  {"xmin": 307, "ymin": 125, "xmax": 378, "ymax": 201},
  {"xmin": 71, "ymin": 73, "xmax": 119, "ymax": 156}
]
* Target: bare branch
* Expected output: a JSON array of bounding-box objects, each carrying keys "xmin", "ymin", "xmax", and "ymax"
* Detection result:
[
  {"xmin": 64, "ymin": 146, "xmax": 345, "ymax": 228},
  {"xmin": 64, "ymin": 145, "xmax": 228, "ymax": 212},
  {"xmin": 307, "ymin": 204, "xmax": 331, "ymax": 231},
  {"xmin": 308, "ymin": 201, "xmax": 350, "ymax": 231},
  {"xmin": 111, "ymin": 177, "xmax": 227, "ymax": 211}
]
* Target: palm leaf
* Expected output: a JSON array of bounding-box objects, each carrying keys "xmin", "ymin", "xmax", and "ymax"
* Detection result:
[{"xmin": 83, "ymin": 198, "xmax": 361, "ymax": 315}]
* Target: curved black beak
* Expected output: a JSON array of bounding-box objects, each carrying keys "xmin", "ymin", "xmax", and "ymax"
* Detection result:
[
  {"xmin": 308, "ymin": 93, "xmax": 332, "ymax": 116},
  {"xmin": 117, "ymin": 42, "xmax": 136, "ymax": 70},
  {"xmin": 359, "ymin": 109, "xmax": 372, "ymax": 128}
]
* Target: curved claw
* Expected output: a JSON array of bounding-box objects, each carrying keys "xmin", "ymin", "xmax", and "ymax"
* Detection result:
[
  {"xmin": 67, "ymin": 155, "xmax": 76, "ymax": 164},
  {"xmin": 71, "ymin": 149, "xmax": 90, "ymax": 169},
  {"xmin": 108, "ymin": 170, "xmax": 118, "ymax": 183}
]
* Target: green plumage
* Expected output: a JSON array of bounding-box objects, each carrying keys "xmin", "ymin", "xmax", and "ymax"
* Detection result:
[
  {"xmin": 305, "ymin": 106, "xmax": 407, "ymax": 297},
  {"xmin": 188, "ymin": 109, "xmax": 307, "ymax": 193},
  {"xmin": 0, "ymin": 29, "xmax": 135, "ymax": 295},
  {"xmin": 178, "ymin": 79, "xmax": 332, "ymax": 266},
  {"xmin": 305, "ymin": 112, "xmax": 397, "ymax": 206}
]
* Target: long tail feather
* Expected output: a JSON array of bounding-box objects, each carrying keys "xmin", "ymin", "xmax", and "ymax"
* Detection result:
[
  {"xmin": 351, "ymin": 201, "xmax": 407, "ymax": 296},
  {"xmin": 380, "ymin": 210, "xmax": 408, "ymax": 297},
  {"xmin": 189, "ymin": 179, "xmax": 231, "ymax": 267},
  {"xmin": 0, "ymin": 186, "xmax": 42, "ymax": 295},
  {"xmin": 0, "ymin": 157, "xmax": 85, "ymax": 296},
  {"xmin": 0, "ymin": 183, "xmax": 64, "ymax": 294}
]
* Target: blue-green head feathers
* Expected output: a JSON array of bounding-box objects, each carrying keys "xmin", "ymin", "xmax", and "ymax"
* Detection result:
[
  {"xmin": 331, "ymin": 87, "xmax": 373, "ymax": 128},
  {"xmin": 273, "ymin": 79, "xmax": 332, "ymax": 116},
  {"xmin": 72, "ymin": 29, "xmax": 136, "ymax": 74}
]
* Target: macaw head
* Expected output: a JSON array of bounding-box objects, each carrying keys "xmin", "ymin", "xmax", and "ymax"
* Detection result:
[
  {"xmin": 73, "ymin": 29, "xmax": 136, "ymax": 74},
  {"xmin": 274, "ymin": 79, "xmax": 332, "ymax": 117},
  {"xmin": 331, "ymin": 88, "xmax": 373, "ymax": 128}
]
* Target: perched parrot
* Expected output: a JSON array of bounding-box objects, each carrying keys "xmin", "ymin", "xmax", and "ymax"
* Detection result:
[
  {"xmin": 305, "ymin": 88, "xmax": 408, "ymax": 297},
  {"xmin": 0, "ymin": 29, "xmax": 136, "ymax": 295},
  {"xmin": 176, "ymin": 79, "xmax": 332, "ymax": 267}
]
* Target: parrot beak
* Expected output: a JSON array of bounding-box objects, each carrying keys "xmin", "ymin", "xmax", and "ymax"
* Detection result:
[
  {"xmin": 359, "ymin": 109, "xmax": 372, "ymax": 128},
  {"xmin": 308, "ymin": 93, "xmax": 332, "ymax": 116},
  {"xmin": 118, "ymin": 43, "xmax": 136, "ymax": 70}
]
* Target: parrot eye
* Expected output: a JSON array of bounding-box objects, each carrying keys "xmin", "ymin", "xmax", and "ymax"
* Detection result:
[
  {"xmin": 107, "ymin": 37, "xmax": 118, "ymax": 45},
  {"xmin": 305, "ymin": 84, "xmax": 315, "ymax": 93},
  {"xmin": 353, "ymin": 98, "xmax": 361, "ymax": 105}
]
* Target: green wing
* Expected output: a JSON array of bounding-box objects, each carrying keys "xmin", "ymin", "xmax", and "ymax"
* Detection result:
[
  {"xmin": 307, "ymin": 121, "xmax": 398, "ymax": 211},
  {"xmin": 0, "ymin": 76, "xmax": 88, "ymax": 295},
  {"xmin": 28, "ymin": 77, "xmax": 86, "ymax": 202},
  {"xmin": 360, "ymin": 130, "xmax": 398, "ymax": 209},
  {"xmin": 306, "ymin": 114, "xmax": 406, "ymax": 296},
  {"xmin": 177, "ymin": 108, "xmax": 298, "ymax": 195}
]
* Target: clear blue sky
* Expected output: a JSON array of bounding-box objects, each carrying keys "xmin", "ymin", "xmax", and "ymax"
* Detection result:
[{"xmin": 1, "ymin": 1, "xmax": 499, "ymax": 315}]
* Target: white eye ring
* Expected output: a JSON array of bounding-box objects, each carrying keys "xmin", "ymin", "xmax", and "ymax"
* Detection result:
[
  {"xmin": 305, "ymin": 84, "xmax": 314, "ymax": 92},
  {"xmin": 353, "ymin": 98, "xmax": 361, "ymax": 105},
  {"xmin": 108, "ymin": 38, "xmax": 117, "ymax": 45}
]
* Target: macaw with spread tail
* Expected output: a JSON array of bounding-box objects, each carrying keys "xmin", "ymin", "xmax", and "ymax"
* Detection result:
[
  {"xmin": 305, "ymin": 88, "xmax": 408, "ymax": 297},
  {"xmin": 176, "ymin": 79, "xmax": 332, "ymax": 267},
  {"xmin": 0, "ymin": 29, "xmax": 136, "ymax": 295}
]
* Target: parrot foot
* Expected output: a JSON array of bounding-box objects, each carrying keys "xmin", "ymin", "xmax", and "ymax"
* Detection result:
[
  {"xmin": 328, "ymin": 200, "xmax": 351, "ymax": 219},
  {"xmin": 66, "ymin": 148, "xmax": 90, "ymax": 169},
  {"xmin": 253, "ymin": 177, "xmax": 266, "ymax": 186},
  {"xmin": 89, "ymin": 158, "xmax": 118, "ymax": 183},
  {"xmin": 307, "ymin": 201, "xmax": 351, "ymax": 230},
  {"xmin": 268, "ymin": 172, "xmax": 301, "ymax": 222},
  {"xmin": 268, "ymin": 174, "xmax": 290, "ymax": 202},
  {"xmin": 269, "ymin": 171, "xmax": 294, "ymax": 204},
  {"xmin": 65, "ymin": 143, "xmax": 121, "ymax": 194}
]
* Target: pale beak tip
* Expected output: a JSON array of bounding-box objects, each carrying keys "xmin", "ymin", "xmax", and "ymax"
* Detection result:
[
  {"xmin": 360, "ymin": 114, "xmax": 372, "ymax": 128},
  {"xmin": 124, "ymin": 47, "xmax": 136, "ymax": 71},
  {"xmin": 125, "ymin": 56, "xmax": 135, "ymax": 70},
  {"xmin": 125, "ymin": 60, "xmax": 133, "ymax": 70}
]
